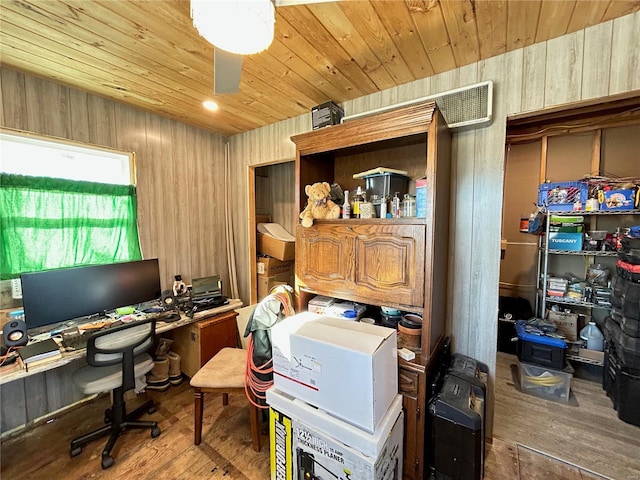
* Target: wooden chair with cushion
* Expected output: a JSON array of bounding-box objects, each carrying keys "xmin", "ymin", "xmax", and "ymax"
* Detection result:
[{"xmin": 189, "ymin": 306, "xmax": 262, "ymax": 451}]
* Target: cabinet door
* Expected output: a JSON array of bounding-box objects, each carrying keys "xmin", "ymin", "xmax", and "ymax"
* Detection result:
[
  {"xmin": 399, "ymin": 361, "xmax": 427, "ymax": 480},
  {"xmin": 198, "ymin": 311, "xmax": 239, "ymax": 367},
  {"xmin": 297, "ymin": 223, "xmax": 425, "ymax": 308}
]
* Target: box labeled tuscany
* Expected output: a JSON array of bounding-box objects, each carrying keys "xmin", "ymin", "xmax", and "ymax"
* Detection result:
[
  {"xmin": 268, "ymin": 388, "xmax": 404, "ymax": 480},
  {"xmin": 548, "ymin": 232, "xmax": 583, "ymax": 251},
  {"xmin": 271, "ymin": 312, "xmax": 398, "ymax": 433}
]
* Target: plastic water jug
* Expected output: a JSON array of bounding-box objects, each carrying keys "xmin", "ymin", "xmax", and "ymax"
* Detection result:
[{"xmin": 580, "ymin": 321, "xmax": 604, "ymax": 351}]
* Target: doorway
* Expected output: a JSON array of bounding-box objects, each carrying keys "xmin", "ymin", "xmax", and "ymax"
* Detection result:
[{"xmin": 248, "ymin": 160, "xmax": 296, "ymax": 304}]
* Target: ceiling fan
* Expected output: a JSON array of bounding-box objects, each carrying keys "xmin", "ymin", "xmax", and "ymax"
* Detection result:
[{"xmin": 191, "ymin": 0, "xmax": 334, "ymax": 95}]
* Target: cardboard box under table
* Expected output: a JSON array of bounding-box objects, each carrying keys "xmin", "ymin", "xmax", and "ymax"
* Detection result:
[
  {"xmin": 267, "ymin": 388, "xmax": 404, "ymax": 480},
  {"xmin": 271, "ymin": 312, "xmax": 398, "ymax": 433}
]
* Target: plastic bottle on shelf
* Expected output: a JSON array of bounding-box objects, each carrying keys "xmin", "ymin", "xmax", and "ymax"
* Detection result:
[
  {"xmin": 342, "ymin": 190, "xmax": 351, "ymax": 219},
  {"xmin": 580, "ymin": 321, "xmax": 604, "ymax": 351},
  {"xmin": 352, "ymin": 186, "xmax": 365, "ymax": 219},
  {"xmin": 392, "ymin": 192, "xmax": 401, "ymax": 218}
]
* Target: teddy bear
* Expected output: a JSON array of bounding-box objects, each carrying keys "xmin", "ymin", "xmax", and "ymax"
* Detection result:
[{"xmin": 299, "ymin": 181, "xmax": 341, "ymax": 227}]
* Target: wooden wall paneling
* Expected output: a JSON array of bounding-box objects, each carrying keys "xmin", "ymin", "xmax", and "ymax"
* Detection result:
[
  {"xmin": 141, "ymin": 113, "xmax": 168, "ymax": 278},
  {"xmin": 255, "ymin": 174, "xmax": 271, "ymax": 216},
  {"xmin": 267, "ymin": 162, "xmax": 296, "ymax": 236},
  {"xmin": 0, "ymin": 69, "xmax": 28, "ymax": 130},
  {"xmin": 23, "ymin": 75, "xmax": 71, "ymax": 139},
  {"xmin": 0, "ymin": 380, "xmax": 26, "ymax": 432},
  {"xmin": 582, "ymin": 21, "xmax": 613, "ymax": 100},
  {"xmin": 521, "ymin": 42, "xmax": 547, "ymax": 113},
  {"xmin": 443, "ymin": 64, "xmax": 476, "ymax": 357},
  {"xmin": 86, "ymin": 94, "xmax": 117, "ymax": 148},
  {"xmin": 609, "ymin": 12, "xmax": 640, "ymax": 93},
  {"xmin": 170, "ymin": 122, "xmax": 192, "ymax": 280},
  {"xmin": 215, "ymin": 139, "xmax": 230, "ymax": 288},
  {"xmin": 190, "ymin": 129, "xmax": 213, "ymax": 280},
  {"xmin": 68, "ymin": 88, "xmax": 90, "ymax": 144},
  {"xmin": 544, "ymin": 30, "xmax": 584, "ymax": 106},
  {"xmin": 473, "ymin": 51, "xmax": 524, "ymax": 438},
  {"xmin": 0, "ymin": 71, "xmax": 5, "ymax": 126}
]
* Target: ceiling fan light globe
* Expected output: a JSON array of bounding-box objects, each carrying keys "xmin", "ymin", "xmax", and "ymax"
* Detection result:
[{"xmin": 191, "ymin": 0, "xmax": 275, "ymax": 55}]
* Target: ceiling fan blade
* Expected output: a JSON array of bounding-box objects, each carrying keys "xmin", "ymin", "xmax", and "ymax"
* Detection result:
[{"xmin": 214, "ymin": 48, "xmax": 243, "ymax": 95}]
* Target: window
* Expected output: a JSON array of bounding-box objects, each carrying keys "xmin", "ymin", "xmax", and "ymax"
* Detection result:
[{"xmin": 0, "ymin": 129, "xmax": 142, "ymax": 280}]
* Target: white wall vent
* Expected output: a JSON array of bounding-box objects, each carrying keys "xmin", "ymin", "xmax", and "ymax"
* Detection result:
[{"xmin": 342, "ymin": 80, "xmax": 493, "ymax": 131}]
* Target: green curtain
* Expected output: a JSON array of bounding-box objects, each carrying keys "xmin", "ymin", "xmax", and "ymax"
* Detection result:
[{"xmin": 0, "ymin": 174, "xmax": 142, "ymax": 280}]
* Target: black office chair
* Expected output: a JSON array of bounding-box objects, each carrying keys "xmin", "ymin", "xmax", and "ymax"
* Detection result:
[{"xmin": 69, "ymin": 318, "xmax": 161, "ymax": 469}]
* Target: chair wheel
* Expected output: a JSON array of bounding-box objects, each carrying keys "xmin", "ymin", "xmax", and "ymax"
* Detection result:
[
  {"xmin": 101, "ymin": 455, "xmax": 114, "ymax": 469},
  {"xmin": 104, "ymin": 408, "xmax": 112, "ymax": 423},
  {"xmin": 151, "ymin": 427, "xmax": 161, "ymax": 438},
  {"xmin": 70, "ymin": 446, "xmax": 82, "ymax": 457},
  {"xmin": 147, "ymin": 405, "xmax": 157, "ymax": 415}
]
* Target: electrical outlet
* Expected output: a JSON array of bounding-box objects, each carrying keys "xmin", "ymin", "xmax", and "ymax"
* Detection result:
[{"xmin": 11, "ymin": 278, "xmax": 22, "ymax": 299}]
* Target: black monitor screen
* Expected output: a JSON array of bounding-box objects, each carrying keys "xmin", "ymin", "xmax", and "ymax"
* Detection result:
[{"xmin": 20, "ymin": 259, "xmax": 161, "ymax": 331}]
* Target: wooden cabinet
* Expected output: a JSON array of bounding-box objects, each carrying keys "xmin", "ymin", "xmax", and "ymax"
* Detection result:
[
  {"xmin": 291, "ymin": 100, "xmax": 451, "ymax": 480},
  {"xmin": 167, "ymin": 310, "xmax": 239, "ymax": 378},
  {"xmin": 297, "ymin": 222, "xmax": 425, "ymax": 309}
]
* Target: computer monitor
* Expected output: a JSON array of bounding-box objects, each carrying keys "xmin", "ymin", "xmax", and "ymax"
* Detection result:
[{"xmin": 20, "ymin": 259, "xmax": 161, "ymax": 331}]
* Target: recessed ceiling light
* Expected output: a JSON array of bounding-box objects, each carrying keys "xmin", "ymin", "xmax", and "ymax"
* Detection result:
[{"xmin": 203, "ymin": 100, "xmax": 218, "ymax": 111}]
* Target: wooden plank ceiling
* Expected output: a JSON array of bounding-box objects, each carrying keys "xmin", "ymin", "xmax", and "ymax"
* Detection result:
[{"xmin": 1, "ymin": 0, "xmax": 639, "ymax": 137}]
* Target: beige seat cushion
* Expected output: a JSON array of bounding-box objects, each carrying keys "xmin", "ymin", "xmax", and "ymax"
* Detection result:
[{"xmin": 190, "ymin": 347, "xmax": 247, "ymax": 389}]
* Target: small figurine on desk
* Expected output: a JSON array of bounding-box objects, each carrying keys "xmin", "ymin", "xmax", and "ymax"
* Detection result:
[{"xmin": 173, "ymin": 274, "xmax": 187, "ymax": 297}]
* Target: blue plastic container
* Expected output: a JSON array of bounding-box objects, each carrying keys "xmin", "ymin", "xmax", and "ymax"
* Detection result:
[{"xmin": 515, "ymin": 320, "xmax": 567, "ymax": 369}]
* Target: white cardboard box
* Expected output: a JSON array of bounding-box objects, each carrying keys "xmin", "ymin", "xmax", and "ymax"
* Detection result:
[
  {"xmin": 268, "ymin": 388, "xmax": 403, "ymax": 480},
  {"xmin": 271, "ymin": 312, "xmax": 398, "ymax": 433}
]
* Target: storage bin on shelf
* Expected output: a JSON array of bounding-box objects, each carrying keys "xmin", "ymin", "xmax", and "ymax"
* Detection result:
[
  {"xmin": 538, "ymin": 181, "xmax": 589, "ymax": 211},
  {"xmin": 518, "ymin": 360, "xmax": 573, "ymax": 402}
]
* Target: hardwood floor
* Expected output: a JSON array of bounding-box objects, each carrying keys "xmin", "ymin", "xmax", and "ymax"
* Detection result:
[
  {"xmin": 1, "ymin": 354, "xmax": 639, "ymax": 479},
  {"xmin": 492, "ymin": 352, "xmax": 640, "ymax": 480}
]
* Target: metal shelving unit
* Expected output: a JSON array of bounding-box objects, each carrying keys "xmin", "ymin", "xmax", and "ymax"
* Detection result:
[{"xmin": 538, "ymin": 209, "xmax": 640, "ymax": 317}]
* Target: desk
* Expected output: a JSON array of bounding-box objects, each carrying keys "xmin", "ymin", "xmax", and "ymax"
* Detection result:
[{"xmin": 0, "ymin": 299, "xmax": 242, "ymax": 435}]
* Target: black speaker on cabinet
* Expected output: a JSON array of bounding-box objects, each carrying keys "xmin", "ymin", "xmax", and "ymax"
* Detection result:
[{"xmin": 3, "ymin": 319, "xmax": 29, "ymax": 347}]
